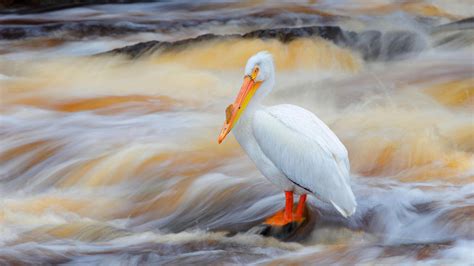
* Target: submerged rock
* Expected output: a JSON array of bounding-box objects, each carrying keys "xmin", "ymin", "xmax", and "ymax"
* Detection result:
[
  {"xmin": 431, "ymin": 17, "xmax": 474, "ymax": 49},
  {"xmin": 241, "ymin": 26, "xmax": 347, "ymax": 44},
  {"xmin": 348, "ymin": 30, "xmax": 427, "ymax": 61},
  {"xmin": 0, "ymin": 21, "xmax": 157, "ymax": 40},
  {"xmin": 103, "ymin": 33, "xmax": 228, "ymax": 59},
  {"xmin": 102, "ymin": 26, "xmax": 428, "ymax": 61},
  {"xmin": 101, "ymin": 26, "xmax": 351, "ymax": 59},
  {"xmin": 0, "ymin": 4, "xmax": 334, "ymax": 40},
  {"xmin": 246, "ymin": 206, "xmax": 317, "ymax": 242}
]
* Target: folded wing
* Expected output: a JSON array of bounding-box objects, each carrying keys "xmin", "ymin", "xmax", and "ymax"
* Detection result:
[{"xmin": 253, "ymin": 104, "xmax": 356, "ymax": 217}]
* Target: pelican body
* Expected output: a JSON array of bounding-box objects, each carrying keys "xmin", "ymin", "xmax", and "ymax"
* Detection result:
[{"xmin": 218, "ymin": 52, "xmax": 356, "ymax": 224}]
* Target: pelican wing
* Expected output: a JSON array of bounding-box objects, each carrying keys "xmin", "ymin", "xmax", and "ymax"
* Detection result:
[{"xmin": 253, "ymin": 104, "xmax": 356, "ymax": 217}]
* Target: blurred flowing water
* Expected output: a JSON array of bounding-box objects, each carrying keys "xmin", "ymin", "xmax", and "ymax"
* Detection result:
[{"xmin": 0, "ymin": 0, "xmax": 473, "ymax": 265}]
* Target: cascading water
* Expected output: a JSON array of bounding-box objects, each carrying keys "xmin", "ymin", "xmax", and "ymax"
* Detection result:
[{"xmin": 0, "ymin": 1, "xmax": 473, "ymax": 264}]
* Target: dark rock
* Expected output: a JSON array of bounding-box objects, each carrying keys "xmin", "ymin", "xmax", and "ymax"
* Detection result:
[
  {"xmin": 0, "ymin": 7, "xmax": 333, "ymax": 40},
  {"xmin": 101, "ymin": 25, "xmax": 428, "ymax": 62},
  {"xmin": 432, "ymin": 17, "xmax": 474, "ymax": 33},
  {"xmin": 101, "ymin": 26, "xmax": 352, "ymax": 59},
  {"xmin": 0, "ymin": 27, "xmax": 28, "ymax": 39},
  {"xmin": 431, "ymin": 17, "xmax": 474, "ymax": 49},
  {"xmin": 107, "ymin": 40, "xmax": 160, "ymax": 59},
  {"xmin": 380, "ymin": 31, "xmax": 427, "ymax": 60},
  {"xmin": 348, "ymin": 30, "xmax": 382, "ymax": 61},
  {"xmin": 242, "ymin": 26, "xmax": 347, "ymax": 44},
  {"xmin": 0, "ymin": 21, "xmax": 156, "ymax": 40},
  {"xmin": 103, "ymin": 33, "xmax": 235, "ymax": 59},
  {"xmin": 0, "ymin": 1, "xmax": 152, "ymax": 14},
  {"xmin": 341, "ymin": 29, "xmax": 428, "ymax": 61},
  {"xmin": 246, "ymin": 206, "xmax": 317, "ymax": 242}
]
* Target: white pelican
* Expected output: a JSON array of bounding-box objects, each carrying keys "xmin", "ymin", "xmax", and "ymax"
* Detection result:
[{"xmin": 218, "ymin": 51, "xmax": 357, "ymax": 225}]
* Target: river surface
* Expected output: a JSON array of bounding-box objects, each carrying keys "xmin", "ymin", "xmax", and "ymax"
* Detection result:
[{"xmin": 0, "ymin": 1, "xmax": 473, "ymax": 265}]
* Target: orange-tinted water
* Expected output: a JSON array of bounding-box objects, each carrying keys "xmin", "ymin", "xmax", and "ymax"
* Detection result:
[{"xmin": 1, "ymin": 0, "xmax": 473, "ymax": 264}]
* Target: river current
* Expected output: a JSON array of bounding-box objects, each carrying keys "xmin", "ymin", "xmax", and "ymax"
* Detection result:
[{"xmin": 0, "ymin": 1, "xmax": 473, "ymax": 264}]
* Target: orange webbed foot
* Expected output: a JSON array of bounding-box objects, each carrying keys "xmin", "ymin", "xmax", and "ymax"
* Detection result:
[{"xmin": 263, "ymin": 192, "xmax": 307, "ymax": 226}]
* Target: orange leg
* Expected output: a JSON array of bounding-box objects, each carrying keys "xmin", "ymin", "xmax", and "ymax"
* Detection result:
[
  {"xmin": 264, "ymin": 191, "xmax": 299, "ymax": 226},
  {"xmin": 284, "ymin": 191, "xmax": 293, "ymax": 221},
  {"xmin": 295, "ymin": 194, "xmax": 307, "ymax": 220}
]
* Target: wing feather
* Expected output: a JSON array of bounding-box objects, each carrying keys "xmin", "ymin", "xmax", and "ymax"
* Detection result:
[{"xmin": 253, "ymin": 104, "xmax": 356, "ymax": 217}]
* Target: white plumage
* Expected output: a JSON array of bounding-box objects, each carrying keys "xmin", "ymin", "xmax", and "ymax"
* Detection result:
[{"xmin": 221, "ymin": 51, "xmax": 357, "ymax": 218}]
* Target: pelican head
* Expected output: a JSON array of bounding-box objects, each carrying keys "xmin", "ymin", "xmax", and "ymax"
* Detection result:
[{"xmin": 218, "ymin": 51, "xmax": 275, "ymax": 143}]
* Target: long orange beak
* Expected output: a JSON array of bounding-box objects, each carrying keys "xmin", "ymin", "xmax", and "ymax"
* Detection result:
[{"xmin": 218, "ymin": 75, "xmax": 260, "ymax": 144}]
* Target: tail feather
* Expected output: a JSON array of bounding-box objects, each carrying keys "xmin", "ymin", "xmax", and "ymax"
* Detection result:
[
  {"xmin": 331, "ymin": 200, "xmax": 356, "ymax": 218},
  {"xmin": 329, "ymin": 184, "xmax": 357, "ymax": 218}
]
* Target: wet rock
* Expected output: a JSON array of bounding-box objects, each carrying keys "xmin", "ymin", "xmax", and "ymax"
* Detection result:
[
  {"xmin": 342, "ymin": 29, "xmax": 428, "ymax": 61},
  {"xmin": 241, "ymin": 26, "xmax": 347, "ymax": 44},
  {"xmin": 381, "ymin": 242, "xmax": 454, "ymax": 260},
  {"xmin": 384, "ymin": 31, "xmax": 426, "ymax": 58},
  {"xmin": 247, "ymin": 206, "xmax": 317, "ymax": 242},
  {"xmin": 432, "ymin": 17, "xmax": 474, "ymax": 33},
  {"xmin": 104, "ymin": 40, "xmax": 158, "ymax": 59},
  {"xmin": 251, "ymin": 221, "xmax": 304, "ymax": 241},
  {"xmin": 0, "ymin": 1, "xmax": 139, "ymax": 14},
  {"xmin": 100, "ymin": 25, "xmax": 428, "ymax": 62},
  {"xmin": 0, "ymin": 8, "xmax": 333, "ymax": 40},
  {"xmin": 431, "ymin": 17, "xmax": 474, "ymax": 49},
  {"xmin": 102, "ymin": 26, "xmax": 356, "ymax": 59},
  {"xmin": 0, "ymin": 27, "xmax": 28, "ymax": 39},
  {"xmin": 412, "ymin": 201, "xmax": 442, "ymax": 214},
  {"xmin": 0, "ymin": 21, "xmax": 156, "ymax": 40},
  {"xmin": 101, "ymin": 26, "xmax": 352, "ymax": 59},
  {"xmin": 373, "ymin": 31, "xmax": 425, "ymax": 61},
  {"xmin": 438, "ymin": 206, "xmax": 474, "ymax": 239},
  {"xmin": 348, "ymin": 30, "xmax": 382, "ymax": 61},
  {"xmin": 104, "ymin": 33, "xmax": 228, "ymax": 59}
]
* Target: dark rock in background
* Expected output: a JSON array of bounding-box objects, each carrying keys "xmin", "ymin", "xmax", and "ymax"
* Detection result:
[
  {"xmin": 0, "ymin": 21, "xmax": 157, "ymax": 40},
  {"xmin": 431, "ymin": 17, "xmax": 474, "ymax": 49},
  {"xmin": 0, "ymin": 0, "xmax": 152, "ymax": 14},
  {"xmin": 241, "ymin": 26, "xmax": 347, "ymax": 44},
  {"xmin": 102, "ymin": 25, "xmax": 428, "ymax": 62},
  {"xmin": 3, "ymin": 1, "xmax": 470, "ymax": 63}
]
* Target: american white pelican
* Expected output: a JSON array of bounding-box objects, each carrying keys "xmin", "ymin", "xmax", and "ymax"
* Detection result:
[{"xmin": 218, "ymin": 51, "xmax": 357, "ymax": 225}]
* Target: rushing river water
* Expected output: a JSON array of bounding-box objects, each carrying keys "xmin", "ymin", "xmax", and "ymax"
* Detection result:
[{"xmin": 1, "ymin": 0, "xmax": 473, "ymax": 265}]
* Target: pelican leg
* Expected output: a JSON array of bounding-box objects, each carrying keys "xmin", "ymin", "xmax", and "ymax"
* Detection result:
[
  {"xmin": 263, "ymin": 191, "xmax": 295, "ymax": 226},
  {"xmin": 258, "ymin": 191, "xmax": 308, "ymax": 240},
  {"xmin": 295, "ymin": 194, "xmax": 307, "ymax": 220},
  {"xmin": 284, "ymin": 191, "xmax": 294, "ymax": 221}
]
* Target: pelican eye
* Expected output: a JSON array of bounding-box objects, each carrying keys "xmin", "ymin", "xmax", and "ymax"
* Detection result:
[{"xmin": 251, "ymin": 66, "xmax": 259, "ymax": 79}]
